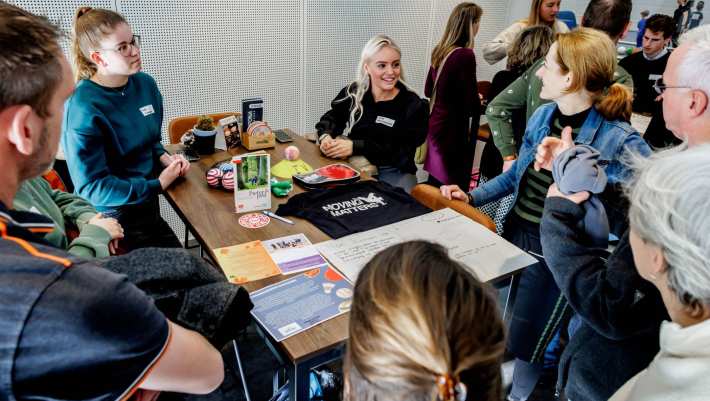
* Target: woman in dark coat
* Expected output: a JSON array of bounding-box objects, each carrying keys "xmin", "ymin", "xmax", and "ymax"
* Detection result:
[{"xmin": 424, "ymin": 2, "xmax": 482, "ymax": 191}]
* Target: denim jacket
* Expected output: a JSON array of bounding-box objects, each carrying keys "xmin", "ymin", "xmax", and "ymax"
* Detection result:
[{"xmin": 471, "ymin": 103, "xmax": 651, "ymax": 217}]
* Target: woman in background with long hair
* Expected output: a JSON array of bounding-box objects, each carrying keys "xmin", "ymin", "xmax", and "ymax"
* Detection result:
[
  {"xmin": 483, "ymin": 0, "xmax": 569, "ymax": 65},
  {"xmin": 424, "ymin": 2, "xmax": 483, "ymax": 191}
]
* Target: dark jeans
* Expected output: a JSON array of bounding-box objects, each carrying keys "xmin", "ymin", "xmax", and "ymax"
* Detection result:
[
  {"xmin": 103, "ymin": 198, "xmax": 182, "ymax": 251},
  {"xmin": 504, "ymin": 213, "xmax": 571, "ymax": 400},
  {"xmin": 503, "ymin": 213, "xmax": 570, "ymax": 362}
]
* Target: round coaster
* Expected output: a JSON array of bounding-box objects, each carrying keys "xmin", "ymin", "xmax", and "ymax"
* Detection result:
[{"xmin": 238, "ymin": 212, "xmax": 270, "ymax": 229}]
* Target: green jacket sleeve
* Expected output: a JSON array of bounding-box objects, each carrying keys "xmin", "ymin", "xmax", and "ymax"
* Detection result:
[
  {"xmin": 50, "ymin": 186, "xmax": 98, "ymax": 230},
  {"xmin": 68, "ymin": 224, "xmax": 112, "ymax": 259},
  {"xmin": 486, "ymin": 63, "xmax": 536, "ymax": 158},
  {"xmin": 49, "ymin": 184, "xmax": 112, "ymax": 258}
]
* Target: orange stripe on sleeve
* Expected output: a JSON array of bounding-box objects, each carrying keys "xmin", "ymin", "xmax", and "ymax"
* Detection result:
[
  {"xmin": 119, "ymin": 323, "xmax": 174, "ymax": 401},
  {"xmin": 0, "ymin": 221, "xmax": 72, "ymax": 267},
  {"xmin": 28, "ymin": 227, "xmax": 54, "ymax": 234}
]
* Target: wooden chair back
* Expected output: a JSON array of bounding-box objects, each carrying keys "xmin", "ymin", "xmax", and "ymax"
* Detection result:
[
  {"xmin": 478, "ymin": 80, "xmax": 492, "ymax": 104},
  {"xmin": 167, "ymin": 112, "xmax": 240, "ymax": 144},
  {"xmin": 411, "ymin": 184, "xmax": 496, "ymax": 232}
]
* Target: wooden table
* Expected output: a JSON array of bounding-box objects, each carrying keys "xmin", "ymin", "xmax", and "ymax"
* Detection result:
[{"xmin": 164, "ymin": 131, "xmax": 347, "ymax": 401}]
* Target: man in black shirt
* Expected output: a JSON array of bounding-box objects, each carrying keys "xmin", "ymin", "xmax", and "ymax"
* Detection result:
[{"xmin": 620, "ymin": 14, "xmax": 680, "ymax": 148}]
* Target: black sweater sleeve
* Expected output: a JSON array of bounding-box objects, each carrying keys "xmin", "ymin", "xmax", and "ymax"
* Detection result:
[
  {"xmin": 540, "ymin": 197, "xmax": 668, "ymax": 340},
  {"xmin": 315, "ymin": 86, "xmax": 352, "ymax": 137}
]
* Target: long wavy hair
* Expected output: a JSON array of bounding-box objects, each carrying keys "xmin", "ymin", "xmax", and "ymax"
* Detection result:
[{"xmin": 338, "ymin": 35, "xmax": 414, "ymax": 136}]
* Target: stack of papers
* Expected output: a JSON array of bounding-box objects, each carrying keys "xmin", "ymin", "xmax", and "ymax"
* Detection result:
[{"xmin": 213, "ymin": 233, "xmax": 329, "ymax": 284}]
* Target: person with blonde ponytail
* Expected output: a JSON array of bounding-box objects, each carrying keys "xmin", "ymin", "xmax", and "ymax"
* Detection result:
[
  {"xmin": 535, "ymin": 24, "xmax": 710, "ymax": 401},
  {"xmin": 315, "ymin": 35, "xmax": 428, "ymax": 193},
  {"xmin": 441, "ymin": 27, "xmax": 651, "ymax": 401},
  {"xmin": 62, "ymin": 7, "xmax": 188, "ymax": 251},
  {"xmin": 344, "ymin": 241, "xmax": 505, "ymax": 401}
]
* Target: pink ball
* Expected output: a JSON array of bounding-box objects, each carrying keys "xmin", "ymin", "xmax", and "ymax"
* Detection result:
[
  {"xmin": 206, "ymin": 168, "xmax": 222, "ymax": 188},
  {"xmin": 222, "ymin": 171, "xmax": 235, "ymax": 190},
  {"xmin": 284, "ymin": 145, "xmax": 300, "ymax": 161}
]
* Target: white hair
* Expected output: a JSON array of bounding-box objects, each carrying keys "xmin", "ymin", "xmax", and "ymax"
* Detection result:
[
  {"xmin": 338, "ymin": 34, "xmax": 415, "ymax": 136},
  {"xmin": 677, "ymin": 25, "xmax": 710, "ymax": 114},
  {"xmin": 626, "ymin": 144, "xmax": 710, "ymax": 309}
]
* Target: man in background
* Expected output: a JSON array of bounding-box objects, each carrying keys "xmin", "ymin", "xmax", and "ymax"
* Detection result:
[
  {"xmin": 688, "ymin": 0, "xmax": 704, "ymax": 29},
  {"xmin": 620, "ymin": 14, "xmax": 680, "ymax": 148}
]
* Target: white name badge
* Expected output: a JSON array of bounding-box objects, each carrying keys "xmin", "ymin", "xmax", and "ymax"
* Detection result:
[
  {"xmin": 648, "ymin": 74, "xmax": 662, "ymax": 82},
  {"xmin": 375, "ymin": 116, "xmax": 395, "ymax": 127},
  {"xmin": 140, "ymin": 104, "xmax": 155, "ymax": 117}
]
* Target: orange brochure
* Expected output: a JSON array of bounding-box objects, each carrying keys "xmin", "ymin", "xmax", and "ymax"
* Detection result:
[{"xmin": 213, "ymin": 240, "xmax": 281, "ymax": 284}]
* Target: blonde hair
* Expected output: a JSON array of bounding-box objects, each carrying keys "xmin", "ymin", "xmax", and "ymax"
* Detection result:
[
  {"xmin": 555, "ymin": 27, "xmax": 632, "ymax": 121},
  {"xmin": 431, "ymin": 3, "xmax": 483, "ymax": 69},
  {"xmin": 525, "ymin": 0, "xmax": 561, "ymax": 29},
  {"xmin": 506, "ymin": 25, "xmax": 554, "ymax": 71},
  {"xmin": 72, "ymin": 7, "xmax": 127, "ymax": 81},
  {"xmin": 339, "ymin": 35, "xmax": 414, "ymax": 136},
  {"xmin": 344, "ymin": 241, "xmax": 505, "ymax": 401}
]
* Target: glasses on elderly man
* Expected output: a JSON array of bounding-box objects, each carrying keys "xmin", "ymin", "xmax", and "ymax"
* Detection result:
[
  {"xmin": 97, "ymin": 35, "xmax": 141, "ymax": 57},
  {"xmin": 653, "ymin": 77, "xmax": 691, "ymax": 95}
]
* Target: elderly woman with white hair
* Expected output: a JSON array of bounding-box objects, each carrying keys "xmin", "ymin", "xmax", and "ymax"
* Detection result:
[
  {"xmin": 609, "ymin": 145, "xmax": 710, "ymax": 400},
  {"xmin": 315, "ymin": 34, "xmax": 429, "ymax": 193}
]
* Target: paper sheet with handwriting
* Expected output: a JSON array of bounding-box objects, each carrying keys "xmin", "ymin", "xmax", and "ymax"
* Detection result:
[{"xmin": 316, "ymin": 208, "xmax": 537, "ymax": 283}]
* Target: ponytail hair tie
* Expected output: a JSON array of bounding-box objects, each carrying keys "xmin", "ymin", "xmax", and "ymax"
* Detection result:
[{"xmin": 436, "ymin": 374, "xmax": 468, "ymax": 401}]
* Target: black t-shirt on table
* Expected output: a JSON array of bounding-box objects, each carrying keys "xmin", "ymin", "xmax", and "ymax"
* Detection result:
[
  {"xmin": 315, "ymin": 82, "xmax": 429, "ymax": 175},
  {"xmin": 276, "ymin": 180, "xmax": 431, "ymax": 239}
]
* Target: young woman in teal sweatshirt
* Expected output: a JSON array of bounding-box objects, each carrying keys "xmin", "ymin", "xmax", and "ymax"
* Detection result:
[{"xmin": 62, "ymin": 7, "xmax": 189, "ymax": 250}]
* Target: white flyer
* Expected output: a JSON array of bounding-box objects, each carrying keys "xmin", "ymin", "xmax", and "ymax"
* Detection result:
[{"xmin": 316, "ymin": 208, "xmax": 537, "ymax": 283}]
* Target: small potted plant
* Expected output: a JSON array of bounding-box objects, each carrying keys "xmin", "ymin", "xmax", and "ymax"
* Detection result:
[{"xmin": 193, "ymin": 115, "xmax": 218, "ymax": 154}]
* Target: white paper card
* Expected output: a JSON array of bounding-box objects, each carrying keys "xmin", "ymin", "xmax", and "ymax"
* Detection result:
[{"xmin": 316, "ymin": 208, "xmax": 537, "ymax": 283}]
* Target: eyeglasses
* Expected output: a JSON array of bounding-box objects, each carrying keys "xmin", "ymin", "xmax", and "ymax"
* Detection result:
[
  {"xmin": 653, "ymin": 77, "xmax": 691, "ymax": 94},
  {"xmin": 97, "ymin": 35, "xmax": 141, "ymax": 57}
]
